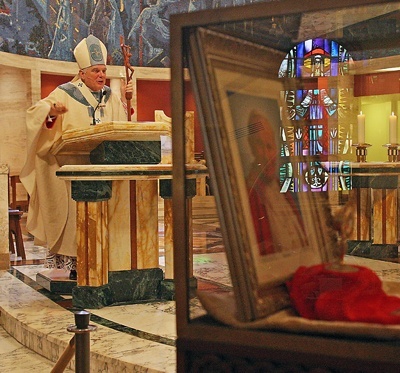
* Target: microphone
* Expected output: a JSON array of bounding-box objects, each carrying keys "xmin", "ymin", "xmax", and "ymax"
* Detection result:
[{"xmin": 91, "ymin": 90, "xmax": 106, "ymax": 125}]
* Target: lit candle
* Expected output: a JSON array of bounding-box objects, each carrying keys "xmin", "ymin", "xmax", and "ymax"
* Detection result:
[
  {"xmin": 389, "ymin": 112, "xmax": 398, "ymax": 144},
  {"xmin": 357, "ymin": 111, "xmax": 365, "ymax": 144}
]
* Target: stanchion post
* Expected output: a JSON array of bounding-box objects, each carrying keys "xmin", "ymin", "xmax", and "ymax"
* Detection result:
[{"xmin": 67, "ymin": 310, "xmax": 97, "ymax": 373}]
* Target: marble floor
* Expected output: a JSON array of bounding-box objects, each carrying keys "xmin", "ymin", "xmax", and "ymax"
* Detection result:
[
  {"xmin": 3, "ymin": 197, "xmax": 400, "ymax": 372},
  {"xmin": 1, "ymin": 197, "xmax": 230, "ymax": 372}
]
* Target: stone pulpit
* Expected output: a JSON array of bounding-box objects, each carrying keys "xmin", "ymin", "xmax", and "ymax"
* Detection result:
[{"xmin": 44, "ymin": 111, "xmax": 207, "ymax": 308}]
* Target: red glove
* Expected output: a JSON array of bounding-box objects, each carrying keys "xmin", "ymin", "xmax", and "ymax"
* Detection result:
[{"xmin": 287, "ymin": 263, "xmax": 400, "ymax": 324}]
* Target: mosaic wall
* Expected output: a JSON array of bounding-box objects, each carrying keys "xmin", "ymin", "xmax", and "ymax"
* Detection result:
[{"xmin": 0, "ymin": 0, "xmax": 272, "ymax": 67}]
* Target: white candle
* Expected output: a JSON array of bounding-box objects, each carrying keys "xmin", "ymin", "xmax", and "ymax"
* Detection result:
[
  {"xmin": 389, "ymin": 112, "xmax": 398, "ymax": 144},
  {"xmin": 357, "ymin": 111, "xmax": 365, "ymax": 144}
]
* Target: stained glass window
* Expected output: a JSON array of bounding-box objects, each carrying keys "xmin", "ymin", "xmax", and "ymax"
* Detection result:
[{"xmin": 278, "ymin": 38, "xmax": 352, "ymax": 193}]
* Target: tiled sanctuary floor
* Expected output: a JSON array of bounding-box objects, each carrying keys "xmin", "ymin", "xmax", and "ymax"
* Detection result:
[{"xmin": 3, "ymin": 198, "xmax": 400, "ymax": 372}]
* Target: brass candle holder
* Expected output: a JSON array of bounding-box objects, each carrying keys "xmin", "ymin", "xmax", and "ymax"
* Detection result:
[
  {"xmin": 352, "ymin": 143, "xmax": 371, "ymax": 162},
  {"xmin": 383, "ymin": 143, "xmax": 400, "ymax": 162}
]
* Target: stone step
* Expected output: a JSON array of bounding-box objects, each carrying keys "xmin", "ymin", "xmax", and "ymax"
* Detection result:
[
  {"xmin": 0, "ymin": 270, "xmax": 176, "ymax": 372},
  {"xmin": 0, "ymin": 326, "xmax": 74, "ymax": 372}
]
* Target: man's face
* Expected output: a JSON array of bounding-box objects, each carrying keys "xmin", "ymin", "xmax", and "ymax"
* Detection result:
[
  {"xmin": 249, "ymin": 114, "xmax": 278, "ymax": 180},
  {"xmin": 79, "ymin": 65, "xmax": 107, "ymax": 91}
]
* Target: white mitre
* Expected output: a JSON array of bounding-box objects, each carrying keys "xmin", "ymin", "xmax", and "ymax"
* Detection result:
[{"xmin": 73, "ymin": 35, "xmax": 107, "ymax": 69}]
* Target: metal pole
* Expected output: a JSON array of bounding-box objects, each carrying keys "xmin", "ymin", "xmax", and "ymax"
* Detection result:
[
  {"xmin": 50, "ymin": 336, "xmax": 75, "ymax": 373},
  {"xmin": 67, "ymin": 310, "xmax": 97, "ymax": 373}
]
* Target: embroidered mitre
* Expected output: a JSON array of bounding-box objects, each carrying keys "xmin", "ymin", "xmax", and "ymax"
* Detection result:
[{"xmin": 73, "ymin": 35, "xmax": 107, "ymax": 69}]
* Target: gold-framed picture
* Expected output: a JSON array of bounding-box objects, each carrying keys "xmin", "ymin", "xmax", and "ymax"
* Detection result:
[{"xmin": 188, "ymin": 27, "xmax": 341, "ymax": 322}]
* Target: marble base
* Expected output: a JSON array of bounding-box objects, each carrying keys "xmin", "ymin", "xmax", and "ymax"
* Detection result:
[
  {"xmin": 36, "ymin": 269, "xmax": 77, "ymax": 294},
  {"xmin": 347, "ymin": 240, "xmax": 398, "ymax": 259},
  {"xmin": 71, "ymin": 180, "xmax": 112, "ymax": 201},
  {"xmin": 160, "ymin": 279, "xmax": 175, "ymax": 301},
  {"xmin": 160, "ymin": 277, "xmax": 198, "ymax": 301},
  {"xmin": 36, "ymin": 269, "xmax": 198, "ymax": 307},
  {"xmin": 90, "ymin": 141, "xmax": 161, "ymax": 164},
  {"xmin": 72, "ymin": 268, "xmax": 165, "ymax": 309}
]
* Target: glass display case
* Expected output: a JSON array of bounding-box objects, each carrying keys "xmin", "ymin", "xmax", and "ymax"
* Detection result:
[{"xmin": 171, "ymin": 1, "xmax": 400, "ymax": 371}]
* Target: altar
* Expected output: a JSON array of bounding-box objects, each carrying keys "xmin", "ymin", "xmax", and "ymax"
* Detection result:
[{"xmin": 347, "ymin": 161, "xmax": 400, "ymax": 259}]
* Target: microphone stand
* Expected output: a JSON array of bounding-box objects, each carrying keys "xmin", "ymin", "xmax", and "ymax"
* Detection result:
[{"xmin": 91, "ymin": 90, "xmax": 106, "ymax": 126}]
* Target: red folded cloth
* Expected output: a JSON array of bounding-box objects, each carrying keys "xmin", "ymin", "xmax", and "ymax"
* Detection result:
[{"xmin": 287, "ymin": 263, "xmax": 400, "ymax": 324}]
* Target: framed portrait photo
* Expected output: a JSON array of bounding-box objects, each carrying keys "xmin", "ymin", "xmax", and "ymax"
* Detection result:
[{"xmin": 188, "ymin": 27, "xmax": 340, "ymax": 322}]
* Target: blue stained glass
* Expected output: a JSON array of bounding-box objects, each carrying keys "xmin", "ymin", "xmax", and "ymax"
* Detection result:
[
  {"xmin": 296, "ymin": 90, "xmax": 304, "ymax": 103},
  {"xmin": 331, "ymin": 58, "xmax": 338, "ymax": 77},
  {"xmin": 314, "ymin": 38, "xmax": 324, "ymax": 50},
  {"xmin": 296, "ymin": 58, "xmax": 302, "ymax": 77},
  {"xmin": 297, "ymin": 43, "xmax": 304, "ymax": 58},
  {"xmin": 310, "ymin": 102, "xmax": 323, "ymax": 120},
  {"xmin": 322, "ymin": 41, "xmax": 329, "ymax": 51},
  {"xmin": 305, "ymin": 39, "xmax": 313, "ymax": 54},
  {"xmin": 331, "ymin": 41, "xmax": 339, "ymax": 57},
  {"xmin": 309, "ymin": 125, "xmax": 324, "ymax": 155}
]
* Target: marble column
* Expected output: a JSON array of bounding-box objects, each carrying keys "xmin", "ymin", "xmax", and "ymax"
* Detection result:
[
  {"xmin": 160, "ymin": 178, "xmax": 197, "ymax": 280},
  {"xmin": 163, "ymin": 199, "xmax": 173, "ymax": 279},
  {"xmin": 136, "ymin": 180, "xmax": 159, "ymax": 269},
  {"xmin": 348, "ymin": 188, "xmax": 371, "ymax": 241},
  {"xmin": 76, "ymin": 200, "xmax": 109, "ymax": 286},
  {"xmin": 159, "ymin": 131, "xmax": 173, "ymax": 279},
  {"xmin": 0, "ymin": 164, "xmax": 10, "ymax": 270},
  {"xmin": 108, "ymin": 180, "xmax": 132, "ymax": 271},
  {"xmin": 185, "ymin": 111, "xmax": 195, "ymax": 163},
  {"xmin": 373, "ymin": 189, "xmax": 397, "ymax": 244},
  {"xmin": 71, "ymin": 180, "xmax": 112, "ymax": 287}
]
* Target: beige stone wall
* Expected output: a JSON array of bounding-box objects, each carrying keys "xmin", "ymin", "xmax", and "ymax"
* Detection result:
[
  {"xmin": 0, "ymin": 164, "xmax": 9, "ymax": 270},
  {"xmin": 0, "ymin": 66, "xmax": 31, "ymax": 176}
]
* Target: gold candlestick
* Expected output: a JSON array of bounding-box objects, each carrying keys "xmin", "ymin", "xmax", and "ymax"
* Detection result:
[
  {"xmin": 352, "ymin": 143, "xmax": 371, "ymax": 162},
  {"xmin": 383, "ymin": 143, "xmax": 400, "ymax": 162}
]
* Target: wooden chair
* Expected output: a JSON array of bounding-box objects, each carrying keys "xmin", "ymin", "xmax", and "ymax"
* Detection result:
[
  {"xmin": 9, "ymin": 209, "xmax": 26, "ymax": 259},
  {"xmin": 8, "ymin": 175, "xmax": 28, "ymax": 260},
  {"xmin": 9, "ymin": 175, "xmax": 29, "ymax": 212}
]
